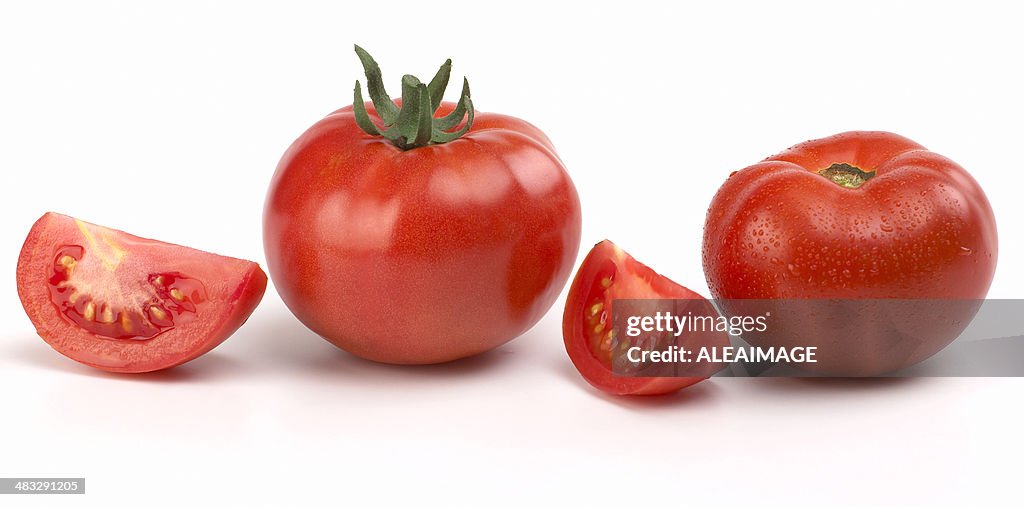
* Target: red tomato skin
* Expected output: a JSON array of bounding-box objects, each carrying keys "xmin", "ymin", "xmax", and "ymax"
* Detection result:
[
  {"xmin": 264, "ymin": 102, "xmax": 582, "ymax": 364},
  {"xmin": 702, "ymin": 131, "xmax": 997, "ymax": 374},
  {"xmin": 704, "ymin": 131, "xmax": 996, "ymax": 299},
  {"xmin": 563, "ymin": 241, "xmax": 715, "ymax": 396},
  {"xmin": 16, "ymin": 213, "xmax": 268, "ymax": 373}
]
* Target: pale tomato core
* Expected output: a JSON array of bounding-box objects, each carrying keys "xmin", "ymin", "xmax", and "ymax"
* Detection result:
[{"xmin": 45, "ymin": 220, "xmax": 208, "ymax": 341}]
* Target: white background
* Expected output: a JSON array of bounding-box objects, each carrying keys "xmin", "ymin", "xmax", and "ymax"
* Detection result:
[{"xmin": 2, "ymin": 1, "xmax": 1023, "ymax": 505}]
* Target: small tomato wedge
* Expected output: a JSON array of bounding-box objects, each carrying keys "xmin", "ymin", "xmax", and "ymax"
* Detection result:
[
  {"xmin": 563, "ymin": 240, "xmax": 720, "ymax": 396},
  {"xmin": 16, "ymin": 212, "xmax": 267, "ymax": 373}
]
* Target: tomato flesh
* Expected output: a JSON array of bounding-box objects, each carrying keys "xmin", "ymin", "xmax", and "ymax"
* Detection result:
[
  {"xmin": 563, "ymin": 240, "xmax": 722, "ymax": 396},
  {"xmin": 48, "ymin": 243, "xmax": 206, "ymax": 341},
  {"xmin": 17, "ymin": 213, "xmax": 268, "ymax": 373}
]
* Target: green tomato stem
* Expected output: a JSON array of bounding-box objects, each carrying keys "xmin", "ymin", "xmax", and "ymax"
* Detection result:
[{"xmin": 351, "ymin": 45, "xmax": 474, "ymax": 150}]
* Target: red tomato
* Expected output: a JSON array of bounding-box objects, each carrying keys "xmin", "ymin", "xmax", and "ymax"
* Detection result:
[
  {"xmin": 16, "ymin": 213, "xmax": 267, "ymax": 373},
  {"xmin": 563, "ymin": 240, "xmax": 723, "ymax": 395},
  {"xmin": 702, "ymin": 131, "xmax": 997, "ymax": 374},
  {"xmin": 263, "ymin": 48, "xmax": 581, "ymax": 364}
]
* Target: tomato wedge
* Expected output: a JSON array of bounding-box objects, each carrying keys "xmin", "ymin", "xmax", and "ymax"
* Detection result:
[
  {"xmin": 16, "ymin": 213, "xmax": 267, "ymax": 373},
  {"xmin": 563, "ymin": 240, "xmax": 723, "ymax": 395}
]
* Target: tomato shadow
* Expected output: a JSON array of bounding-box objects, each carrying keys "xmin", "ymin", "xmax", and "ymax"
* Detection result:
[
  {"xmin": 739, "ymin": 376, "xmax": 927, "ymax": 396},
  {"xmin": 223, "ymin": 311, "xmax": 334, "ymax": 366},
  {"xmin": 315, "ymin": 346, "xmax": 515, "ymax": 380},
  {"xmin": 240, "ymin": 311, "xmax": 522, "ymax": 383},
  {"xmin": 4, "ymin": 335, "xmax": 251, "ymax": 383},
  {"xmin": 550, "ymin": 356, "xmax": 724, "ymax": 411}
]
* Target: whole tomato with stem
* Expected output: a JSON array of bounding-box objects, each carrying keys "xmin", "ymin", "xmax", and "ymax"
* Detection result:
[
  {"xmin": 264, "ymin": 46, "xmax": 582, "ymax": 364},
  {"xmin": 702, "ymin": 131, "xmax": 997, "ymax": 375}
]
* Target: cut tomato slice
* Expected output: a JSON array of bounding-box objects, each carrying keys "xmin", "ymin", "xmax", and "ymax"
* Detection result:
[
  {"xmin": 16, "ymin": 213, "xmax": 267, "ymax": 373},
  {"xmin": 563, "ymin": 240, "xmax": 724, "ymax": 395}
]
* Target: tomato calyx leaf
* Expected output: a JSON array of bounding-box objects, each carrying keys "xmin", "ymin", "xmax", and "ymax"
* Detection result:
[{"xmin": 352, "ymin": 45, "xmax": 474, "ymax": 150}]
